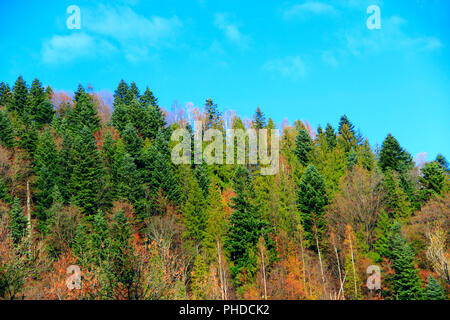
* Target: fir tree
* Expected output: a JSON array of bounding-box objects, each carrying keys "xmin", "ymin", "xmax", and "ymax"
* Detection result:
[
  {"xmin": 121, "ymin": 122, "xmax": 143, "ymax": 159},
  {"xmin": 111, "ymin": 103, "xmax": 129, "ymax": 133},
  {"xmin": 388, "ymin": 223, "xmax": 423, "ymax": 300},
  {"xmin": 29, "ymin": 78, "xmax": 54, "ymax": 127},
  {"xmin": 420, "ymin": 161, "xmax": 446, "ymax": 198},
  {"xmin": 424, "ymin": 276, "xmax": 445, "ymax": 300},
  {"xmin": 325, "ymin": 123, "xmax": 337, "ymax": 149},
  {"xmin": 383, "ymin": 170, "xmax": 412, "ymax": 220},
  {"xmin": 253, "ymin": 107, "xmax": 266, "ymax": 129},
  {"xmin": 204, "ymin": 98, "xmax": 222, "ymax": 130},
  {"xmin": 0, "ymin": 109, "xmax": 14, "ymax": 148},
  {"xmin": 70, "ymin": 127, "xmax": 103, "ymax": 215},
  {"xmin": 11, "ymin": 76, "xmax": 29, "ymax": 114},
  {"xmin": 338, "ymin": 115, "xmax": 355, "ymax": 136},
  {"xmin": 140, "ymin": 87, "xmax": 158, "ymax": 108},
  {"xmin": 0, "ymin": 82, "xmax": 12, "ymax": 108},
  {"xmin": 294, "ymin": 128, "xmax": 312, "ymax": 166},
  {"xmin": 0, "ymin": 176, "xmax": 11, "ymax": 204},
  {"xmin": 374, "ymin": 210, "xmax": 392, "ymax": 261},
  {"xmin": 379, "ymin": 134, "xmax": 413, "ymax": 173},
  {"xmin": 8, "ymin": 198, "xmax": 28, "ymax": 245},
  {"xmin": 194, "ymin": 164, "xmax": 211, "ymax": 199},
  {"xmin": 190, "ymin": 254, "xmax": 209, "ymax": 300},
  {"xmin": 297, "ymin": 164, "xmax": 328, "ymax": 249},
  {"xmin": 113, "ymin": 80, "xmax": 129, "ymax": 107},
  {"xmin": 347, "ymin": 148, "xmax": 358, "ymax": 170},
  {"xmin": 183, "ymin": 178, "xmax": 207, "ymax": 243},
  {"xmin": 435, "ymin": 154, "xmax": 449, "ymax": 172}
]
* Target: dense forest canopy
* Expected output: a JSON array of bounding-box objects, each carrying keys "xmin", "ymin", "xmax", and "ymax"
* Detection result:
[{"xmin": 0, "ymin": 76, "xmax": 448, "ymax": 300}]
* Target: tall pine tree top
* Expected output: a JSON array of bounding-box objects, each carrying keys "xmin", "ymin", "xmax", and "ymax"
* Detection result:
[{"xmin": 379, "ymin": 134, "xmax": 413, "ymax": 173}]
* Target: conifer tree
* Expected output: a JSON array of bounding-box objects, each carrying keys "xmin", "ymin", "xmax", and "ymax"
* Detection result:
[
  {"xmin": 113, "ymin": 80, "xmax": 129, "ymax": 107},
  {"xmin": 294, "ymin": 128, "xmax": 312, "ymax": 166},
  {"xmin": 387, "ymin": 223, "xmax": 423, "ymax": 300},
  {"xmin": 424, "ymin": 276, "xmax": 445, "ymax": 300},
  {"xmin": 0, "ymin": 109, "xmax": 14, "ymax": 148},
  {"xmin": 11, "ymin": 76, "xmax": 29, "ymax": 114},
  {"xmin": 71, "ymin": 90, "xmax": 100, "ymax": 133},
  {"xmin": 194, "ymin": 164, "xmax": 211, "ymax": 199},
  {"xmin": 379, "ymin": 134, "xmax": 413, "ymax": 173},
  {"xmin": 435, "ymin": 154, "xmax": 449, "ymax": 172},
  {"xmin": 374, "ymin": 210, "xmax": 392, "ymax": 261},
  {"xmin": 419, "ymin": 161, "xmax": 446, "ymax": 198},
  {"xmin": 111, "ymin": 103, "xmax": 129, "ymax": 133},
  {"xmin": 338, "ymin": 115, "xmax": 355, "ymax": 136},
  {"xmin": 383, "ymin": 170, "xmax": 412, "ymax": 220},
  {"xmin": 0, "ymin": 82, "xmax": 12, "ymax": 108},
  {"xmin": 70, "ymin": 127, "xmax": 103, "ymax": 215},
  {"xmin": 190, "ymin": 254, "xmax": 209, "ymax": 300},
  {"xmin": 15, "ymin": 112, "xmax": 38, "ymax": 157},
  {"xmin": 226, "ymin": 166, "xmax": 272, "ymax": 286},
  {"xmin": 204, "ymin": 98, "xmax": 223, "ymax": 130},
  {"xmin": 297, "ymin": 164, "xmax": 328, "ymax": 249},
  {"xmin": 122, "ymin": 123, "xmax": 143, "ymax": 159},
  {"xmin": 253, "ymin": 107, "xmax": 266, "ymax": 129},
  {"xmin": 183, "ymin": 178, "xmax": 207, "ymax": 243},
  {"xmin": 8, "ymin": 198, "xmax": 28, "ymax": 245},
  {"xmin": 29, "ymin": 78, "xmax": 54, "ymax": 127},
  {"xmin": 347, "ymin": 148, "xmax": 358, "ymax": 170},
  {"xmin": 0, "ymin": 176, "xmax": 11, "ymax": 204},
  {"xmin": 325, "ymin": 123, "xmax": 337, "ymax": 149},
  {"xmin": 140, "ymin": 87, "xmax": 158, "ymax": 108}
]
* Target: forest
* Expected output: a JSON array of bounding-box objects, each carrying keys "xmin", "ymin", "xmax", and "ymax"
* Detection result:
[{"xmin": 0, "ymin": 76, "xmax": 448, "ymax": 300}]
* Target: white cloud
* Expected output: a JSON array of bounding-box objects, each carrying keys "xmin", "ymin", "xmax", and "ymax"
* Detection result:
[
  {"xmin": 214, "ymin": 13, "xmax": 250, "ymax": 46},
  {"xmin": 42, "ymin": 33, "xmax": 117, "ymax": 64},
  {"xmin": 262, "ymin": 56, "xmax": 307, "ymax": 79},
  {"xmin": 283, "ymin": 1, "xmax": 337, "ymax": 19},
  {"xmin": 42, "ymin": 4, "xmax": 182, "ymax": 64}
]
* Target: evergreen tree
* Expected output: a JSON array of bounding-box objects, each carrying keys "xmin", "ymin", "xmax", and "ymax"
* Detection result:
[
  {"xmin": 111, "ymin": 103, "xmax": 129, "ymax": 133},
  {"xmin": 338, "ymin": 115, "xmax": 355, "ymax": 136},
  {"xmin": 15, "ymin": 112, "xmax": 38, "ymax": 157},
  {"xmin": 226, "ymin": 166, "xmax": 272, "ymax": 286},
  {"xmin": 183, "ymin": 178, "xmax": 207, "ymax": 243},
  {"xmin": 387, "ymin": 223, "xmax": 423, "ymax": 300},
  {"xmin": 0, "ymin": 82, "xmax": 12, "ymax": 108},
  {"xmin": 34, "ymin": 129, "xmax": 61, "ymax": 229},
  {"xmin": 29, "ymin": 78, "xmax": 54, "ymax": 127},
  {"xmin": 347, "ymin": 148, "xmax": 358, "ymax": 170},
  {"xmin": 190, "ymin": 254, "xmax": 209, "ymax": 300},
  {"xmin": 121, "ymin": 122, "xmax": 143, "ymax": 159},
  {"xmin": 294, "ymin": 128, "xmax": 312, "ymax": 166},
  {"xmin": 297, "ymin": 164, "xmax": 328, "ymax": 249},
  {"xmin": 140, "ymin": 87, "xmax": 158, "ymax": 108},
  {"xmin": 0, "ymin": 109, "xmax": 14, "ymax": 148},
  {"xmin": 435, "ymin": 154, "xmax": 449, "ymax": 172},
  {"xmin": 71, "ymin": 90, "xmax": 100, "ymax": 133},
  {"xmin": 116, "ymin": 153, "xmax": 143, "ymax": 207},
  {"xmin": 8, "ymin": 198, "xmax": 27, "ymax": 245},
  {"xmin": 11, "ymin": 76, "xmax": 29, "ymax": 114},
  {"xmin": 0, "ymin": 176, "xmax": 11, "ymax": 204},
  {"xmin": 424, "ymin": 276, "xmax": 445, "ymax": 300},
  {"xmin": 204, "ymin": 98, "xmax": 222, "ymax": 130},
  {"xmin": 253, "ymin": 107, "xmax": 266, "ymax": 129},
  {"xmin": 70, "ymin": 127, "xmax": 103, "ymax": 215},
  {"xmin": 419, "ymin": 161, "xmax": 446, "ymax": 198},
  {"xmin": 374, "ymin": 210, "xmax": 392, "ymax": 261},
  {"xmin": 194, "ymin": 164, "xmax": 211, "ymax": 199},
  {"xmin": 73, "ymin": 84, "xmax": 86, "ymax": 103},
  {"xmin": 325, "ymin": 123, "xmax": 337, "ymax": 149},
  {"xmin": 113, "ymin": 80, "xmax": 129, "ymax": 107},
  {"xmin": 379, "ymin": 134, "xmax": 413, "ymax": 173},
  {"xmin": 383, "ymin": 170, "xmax": 412, "ymax": 220}
]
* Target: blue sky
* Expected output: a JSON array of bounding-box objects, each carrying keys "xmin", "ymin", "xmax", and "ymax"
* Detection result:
[{"xmin": 0, "ymin": 0, "xmax": 449, "ymax": 161}]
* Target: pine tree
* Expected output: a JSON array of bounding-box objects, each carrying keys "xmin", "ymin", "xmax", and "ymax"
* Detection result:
[
  {"xmin": 420, "ymin": 161, "xmax": 446, "ymax": 198},
  {"xmin": 294, "ymin": 128, "xmax": 312, "ymax": 166},
  {"xmin": 424, "ymin": 276, "xmax": 445, "ymax": 300},
  {"xmin": 29, "ymin": 78, "xmax": 54, "ymax": 127},
  {"xmin": 0, "ymin": 109, "xmax": 14, "ymax": 148},
  {"xmin": 324, "ymin": 123, "xmax": 337, "ymax": 149},
  {"xmin": 190, "ymin": 254, "xmax": 209, "ymax": 300},
  {"xmin": 11, "ymin": 76, "xmax": 29, "ymax": 114},
  {"xmin": 0, "ymin": 82, "xmax": 12, "ymax": 108},
  {"xmin": 121, "ymin": 123, "xmax": 143, "ymax": 159},
  {"xmin": 194, "ymin": 164, "xmax": 211, "ymax": 199},
  {"xmin": 388, "ymin": 223, "xmax": 423, "ymax": 300},
  {"xmin": 379, "ymin": 134, "xmax": 413, "ymax": 173},
  {"xmin": 113, "ymin": 80, "xmax": 129, "ymax": 107},
  {"xmin": 297, "ymin": 164, "xmax": 328, "ymax": 249},
  {"xmin": 347, "ymin": 148, "xmax": 358, "ymax": 170},
  {"xmin": 226, "ymin": 166, "xmax": 272, "ymax": 286},
  {"xmin": 8, "ymin": 198, "xmax": 28, "ymax": 245},
  {"xmin": 140, "ymin": 87, "xmax": 158, "ymax": 108},
  {"xmin": 253, "ymin": 107, "xmax": 266, "ymax": 129},
  {"xmin": 183, "ymin": 178, "xmax": 207, "ymax": 243},
  {"xmin": 204, "ymin": 98, "xmax": 222, "ymax": 130},
  {"xmin": 70, "ymin": 127, "xmax": 103, "ymax": 215},
  {"xmin": 34, "ymin": 129, "xmax": 61, "ymax": 229}
]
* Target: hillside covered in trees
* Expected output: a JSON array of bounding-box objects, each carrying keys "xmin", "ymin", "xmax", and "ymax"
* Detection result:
[{"xmin": 0, "ymin": 76, "xmax": 448, "ymax": 300}]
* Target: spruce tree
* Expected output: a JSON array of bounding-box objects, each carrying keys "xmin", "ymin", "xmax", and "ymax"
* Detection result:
[
  {"xmin": 419, "ymin": 161, "xmax": 446, "ymax": 198},
  {"xmin": 253, "ymin": 107, "xmax": 266, "ymax": 129},
  {"xmin": 121, "ymin": 122, "xmax": 143, "ymax": 159},
  {"xmin": 30, "ymin": 78, "xmax": 54, "ymax": 127},
  {"xmin": 374, "ymin": 210, "xmax": 392, "ymax": 261},
  {"xmin": 347, "ymin": 148, "xmax": 358, "ymax": 170},
  {"xmin": 194, "ymin": 164, "xmax": 211, "ymax": 199},
  {"xmin": 0, "ymin": 82, "xmax": 12, "ymax": 108},
  {"xmin": 424, "ymin": 276, "xmax": 445, "ymax": 300},
  {"xmin": 70, "ymin": 126, "xmax": 103, "ymax": 215},
  {"xmin": 388, "ymin": 223, "xmax": 423, "ymax": 300},
  {"xmin": 8, "ymin": 198, "xmax": 28, "ymax": 245},
  {"xmin": 435, "ymin": 154, "xmax": 449, "ymax": 172},
  {"xmin": 325, "ymin": 123, "xmax": 337, "ymax": 149},
  {"xmin": 379, "ymin": 134, "xmax": 413, "ymax": 173},
  {"xmin": 294, "ymin": 128, "xmax": 312, "ymax": 166},
  {"xmin": 338, "ymin": 115, "xmax": 355, "ymax": 136},
  {"xmin": 0, "ymin": 176, "xmax": 11, "ymax": 204},
  {"xmin": 297, "ymin": 164, "xmax": 328, "ymax": 249},
  {"xmin": 15, "ymin": 112, "xmax": 38, "ymax": 157},
  {"xmin": 111, "ymin": 102, "xmax": 129, "ymax": 133},
  {"xmin": 140, "ymin": 87, "xmax": 158, "ymax": 108},
  {"xmin": 113, "ymin": 80, "xmax": 129, "ymax": 107},
  {"xmin": 190, "ymin": 254, "xmax": 209, "ymax": 300},
  {"xmin": 204, "ymin": 98, "xmax": 222, "ymax": 130},
  {"xmin": 0, "ymin": 110, "xmax": 14, "ymax": 148},
  {"xmin": 383, "ymin": 170, "xmax": 412, "ymax": 220},
  {"xmin": 226, "ymin": 166, "xmax": 272, "ymax": 286},
  {"xmin": 11, "ymin": 76, "xmax": 29, "ymax": 114},
  {"xmin": 183, "ymin": 178, "xmax": 208, "ymax": 243}
]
